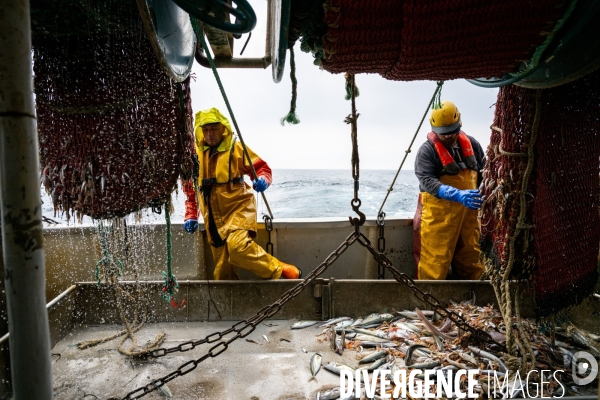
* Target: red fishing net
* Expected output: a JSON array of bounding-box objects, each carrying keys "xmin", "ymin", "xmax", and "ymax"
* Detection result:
[
  {"xmin": 318, "ymin": 0, "xmax": 567, "ymax": 81},
  {"xmin": 34, "ymin": 30, "xmax": 194, "ymax": 220},
  {"xmin": 480, "ymin": 71, "xmax": 600, "ymax": 317}
]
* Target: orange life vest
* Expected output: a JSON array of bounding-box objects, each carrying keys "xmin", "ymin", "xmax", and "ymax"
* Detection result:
[{"xmin": 427, "ymin": 131, "xmax": 477, "ymax": 175}]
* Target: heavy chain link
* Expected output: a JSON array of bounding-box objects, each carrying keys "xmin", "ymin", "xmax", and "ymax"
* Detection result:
[
  {"xmin": 376, "ymin": 211, "xmax": 386, "ymax": 279},
  {"xmin": 354, "ymin": 232, "xmax": 503, "ymax": 349},
  {"xmin": 263, "ymin": 214, "xmax": 274, "ymax": 255},
  {"xmin": 121, "ymin": 232, "xmax": 360, "ymax": 399}
]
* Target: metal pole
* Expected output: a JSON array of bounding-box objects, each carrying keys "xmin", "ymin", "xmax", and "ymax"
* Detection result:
[{"xmin": 0, "ymin": 1, "xmax": 53, "ymax": 399}]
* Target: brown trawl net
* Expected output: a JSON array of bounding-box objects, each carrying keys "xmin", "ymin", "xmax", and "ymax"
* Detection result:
[
  {"xmin": 32, "ymin": 1, "xmax": 194, "ymax": 220},
  {"xmin": 299, "ymin": 0, "xmax": 567, "ymax": 80},
  {"xmin": 480, "ymin": 70, "xmax": 600, "ymax": 318}
]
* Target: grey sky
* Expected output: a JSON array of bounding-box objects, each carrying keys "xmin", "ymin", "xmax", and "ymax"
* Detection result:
[{"xmin": 190, "ymin": 1, "xmax": 499, "ymax": 170}]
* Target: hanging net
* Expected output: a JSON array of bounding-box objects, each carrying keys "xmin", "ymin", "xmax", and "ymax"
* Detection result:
[
  {"xmin": 32, "ymin": 0, "xmax": 195, "ymax": 220},
  {"xmin": 480, "ymin": 69, "xmax": 600, "ymax": 318},
  {"xmin": 294, "ymin": 0, "xmax": 570, "ymax": 80}
]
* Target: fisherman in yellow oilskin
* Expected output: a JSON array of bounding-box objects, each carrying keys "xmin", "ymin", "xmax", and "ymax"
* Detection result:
[
  {"xmin": 412, "ymin": 100, "xmax": 485, "ymax": 280},
  {"xmin": 182, "ymin": 107, "xmax": 302, "ymax": 280}
]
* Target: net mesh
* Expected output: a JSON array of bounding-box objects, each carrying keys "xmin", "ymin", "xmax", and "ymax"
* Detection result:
[
  {"xmin": 306, "ymin": 0, "xmax": 568, "ymax": 80},
  {"xmin": 480, "ymin": 70, "xmax": 600, "ymax": 317},
  {"xmin": 32, "ymin": 0, "xmax": 195, "ymax": 220}
]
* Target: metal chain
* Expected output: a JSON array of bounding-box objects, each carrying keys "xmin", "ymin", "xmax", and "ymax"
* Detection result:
[
  {"xmin": 122, "ymin": 228, "xmax": 501, "ymax": 399},
  {"xmin": 121, "ymin": 232, "xmax": 360, "ymax": 399},
  {"xmin": 354, "ymin": 231, "xmax": 503, "ymax": 349},
  {"xmin": 376, "ymin": 211, "xmax": 386, "ymax": 279},
  {"xmin": 263, "ymin": 214, "xmax": 273, "ymax": 255},
  {"xmin": 344, "ymin": 73, "xmax": 365, "ymax": 229}
]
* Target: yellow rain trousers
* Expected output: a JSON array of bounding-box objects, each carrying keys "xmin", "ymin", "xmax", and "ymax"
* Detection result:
[
  {"xmin": 186, "ymin": 107, "xmax": 282, "ymax": 280},
  {"xmin": 210, "ymin": 230, "xmax": 282, "ymax": 280},
  {"xmin": 413, "ymin": 169, "xmax": 483, "ymax": 280}
]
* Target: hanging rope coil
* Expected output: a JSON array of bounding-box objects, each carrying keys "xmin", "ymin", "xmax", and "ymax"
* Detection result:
[{"xmin": 280, "ymin": 47, "xmax": 300, "ymax": 126}]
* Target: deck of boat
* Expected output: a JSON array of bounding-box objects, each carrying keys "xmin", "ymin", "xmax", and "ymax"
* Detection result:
[{"xmin": 52, "ymin": 320, "xmax": 345, "ymax": 400}]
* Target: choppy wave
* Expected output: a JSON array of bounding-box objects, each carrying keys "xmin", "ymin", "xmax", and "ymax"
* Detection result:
[{"xmin": 42, "ymin": 169, "xmax": 420, "ymax": 225}]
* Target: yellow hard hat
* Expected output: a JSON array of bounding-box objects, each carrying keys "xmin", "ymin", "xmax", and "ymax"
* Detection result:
[{"xmin": 430, "ymin": 100, "xmax": 461, "ymax": 134}]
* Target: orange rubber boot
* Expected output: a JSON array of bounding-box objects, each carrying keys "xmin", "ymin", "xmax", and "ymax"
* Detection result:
[{"xmin": 280, "ymin": 262, "xmax": 302, "ymax": 279}]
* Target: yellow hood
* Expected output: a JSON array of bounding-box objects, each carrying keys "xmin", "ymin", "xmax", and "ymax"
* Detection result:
[{"xmin": 194, "ymin": 107, "xmax": 234, "ymax": 152}]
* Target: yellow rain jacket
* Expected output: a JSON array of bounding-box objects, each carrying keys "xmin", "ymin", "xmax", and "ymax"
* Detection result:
[{"xmin": 183, "ymin": 108, "xmax": 279, "ymax": 280}]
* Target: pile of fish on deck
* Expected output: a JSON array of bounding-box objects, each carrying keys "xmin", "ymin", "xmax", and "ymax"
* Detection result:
[{"xmin": 291, "ymin": 300, "xmax": 600, "ymax": 399}]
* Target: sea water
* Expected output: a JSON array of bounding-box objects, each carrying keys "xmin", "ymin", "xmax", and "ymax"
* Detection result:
[{"xmin": 41, "ymin": 169, "xmax": 420, "ymax": 226}]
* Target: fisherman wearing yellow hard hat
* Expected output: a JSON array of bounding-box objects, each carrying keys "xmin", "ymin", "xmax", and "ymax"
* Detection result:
[
  {"xmin": 182, "ymin": 107, "xmax": 301, "ymax": 280},
  {"xmin": 412, "ymin": 101, "xmax": 484, "ymax": 280}
]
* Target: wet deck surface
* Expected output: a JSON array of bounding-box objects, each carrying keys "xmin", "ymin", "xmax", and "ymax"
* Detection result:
[{"xmin": 52, "ymin": 320, "xmax": 353, "ymax": 400}]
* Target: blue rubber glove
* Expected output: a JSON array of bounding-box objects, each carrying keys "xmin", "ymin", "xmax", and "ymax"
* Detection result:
[
  {"xmin": 437, "ymin": 185, "xmax": 483, "ymax": 210},
  {"xmin": 252, "ymin": 176, "xmax": 268, "ymax": 192},
  {"xmin": 183, "ymin": 219, "xmax": 198, "ymax": 233}
]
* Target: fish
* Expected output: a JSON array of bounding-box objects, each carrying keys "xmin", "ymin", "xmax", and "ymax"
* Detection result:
[
  {"xmin": 353, "ymin": 334, "xmax": 390, "ymax": 343},
  {"xmin": 320, "ymin": 317, "xmax": 351, "ymax": 328},
  {"xmin": 363, "ymin": 357, "xmax": 387, "ymax": 372},
  {"xmin": 405, "ymin": 344, "xmax": 429, "ymax": 366},
  {"xmin": 396, "ymin": 310, "xmax": 434, "ymax": 320},
  {"xmin": 358, "ymin": 350, "xmax": 388, "ymax": 364},
  {"xmin": 349, "ymin": 318, "xmax": 363, "ymax": 327},
  {"xmin": 302, "ymin": 348, "xmax": 307, "ymax": 353},
  {"xmin": 246, "ymin": 339, "xmax": 261, "ymax": 345},
  {"xmin": 262, "ymin": 335, "xmax": 269, "ymax": 343},
  {"xmin": 317, "ymin": 387, "xmax": 347, "ymax": 400},
  {"xmin": 488, "ymin": 330, "xmax": 507, "ymax": 343},
  {"xmin": 323, "ymin": 361, "xmax": 355, "ymax": 376},
  {"xmin": 352, "ymin": 327, "xmax": 387, "ymax": 339},
  {"xmin": 395, "ymin": 321, "xmax": 423, "ymax": 334},
  {"xmin": 291, "ymin": 320, "xmax": 319, "ymax": 330},
  {"xmin": 159, "ymin": 384, "xmax": 172, "ymax": 399},
  {"xmin": 358, "ymin": 313, "xmax": 395, "ymax": 326},
  {"xmin": 415, "ymin": 307, "xmax": 453, "ymax": 341},
  {"xmin": 358, "ymin": 341, "xmax": 397, "ymax": 348},
  {"xmin": 327, "ymin": 327, "xmax": 336, "ymax": 351},
  {"xmin": 335, "ymin": 336, "xmax": 344, "ymax": 355},
  {"xmin": 310, "ymin": 353, "xmax": 322, "ymax": 376},
  {"xmin": 343, "ymin": 331, "xmax": 356, "ymax": 339},
  {"xmin": 334, "ymin": 320, "xmax": 354, "ymax": 330},
  {"xmin": 468, "ymin": 346, "xmax": 508, "ymax": 372},
  {"xmin": 409, "ymin": 361, "xmax": 441, "ymax": 369},
  {"xmin": 439, "ymin": 318, "xmax": 453, "ymax": 333}
]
